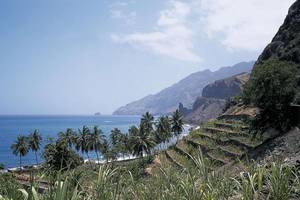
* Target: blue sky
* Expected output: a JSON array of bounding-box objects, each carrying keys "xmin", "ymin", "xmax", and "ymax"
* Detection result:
[{"xmin": 0, "ymin": 0, "xmax": 295, "ymax": 115}]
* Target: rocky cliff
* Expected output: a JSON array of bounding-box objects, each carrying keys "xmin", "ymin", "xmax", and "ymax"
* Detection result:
[
  {"xmin": 113, "ymin": 62, "xmax": 254, "ymax": 115},
  {"xmin": 202, "ymin": 73, "xmax": 250, "ymax": 99},
  {"xmin": 182, "ymin": 73, "xmax": 250, "ymax": 124},
  {"xmin": 257, "ymin": 0, "xmax": 300, "ymax": 65}
]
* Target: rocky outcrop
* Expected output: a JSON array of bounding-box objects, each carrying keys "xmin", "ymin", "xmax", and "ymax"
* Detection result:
[
  {"xmin": 182, "ymin": 73, "xmax": 250, "ymax": 124},
  {"xmin": 114, "ymin": 62, "xmax": 254, "ymax": 115},
  {"xmin": 257, "ymin": 0, "xmax": 300, "ymax": 65},
  {"xmin": 202, "ymin": 73, "xmax": 250, "ymax": 99},
  {"xmin": 182, "ymin": 97, "xmax": 226, "ymax": 124}
]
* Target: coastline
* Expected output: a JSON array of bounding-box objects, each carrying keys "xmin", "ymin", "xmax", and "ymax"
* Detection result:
[{"xmin": 4, "ymin": 124, "xmax": 194, "ymax": 171}]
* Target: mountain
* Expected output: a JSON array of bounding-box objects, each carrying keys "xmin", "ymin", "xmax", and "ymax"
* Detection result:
[
  {"xmin": 182, "ymin": 73, "xmax": 250, "ymax": 124},
  {"xmin": 113, "ymin": 61, "xmax": 254, "ymax": 115},
  {"xmin": 256, "ymin": 0, "xmax": 300, "ymax": 65}
]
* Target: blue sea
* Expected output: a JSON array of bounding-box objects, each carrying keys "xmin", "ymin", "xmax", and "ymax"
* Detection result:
[{"xmin": 0, "ymin": 115, "xmax": 140, "ymax": 168}]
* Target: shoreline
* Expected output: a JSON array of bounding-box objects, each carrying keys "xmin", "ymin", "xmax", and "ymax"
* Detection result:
[{"xmin": 3, "ymin": 124, "xmax": 194, "ymax": 171}]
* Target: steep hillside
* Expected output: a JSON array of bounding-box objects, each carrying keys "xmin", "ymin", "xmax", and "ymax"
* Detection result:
[
  {"xmin": 113, "ymin": 62, "xmax": 254, "ymax": 115},
  {"xmin": 148, "ymin": 1, "xmax": 300, "ymax": 198},
  {"xmin": 182, "ymin": 73, "xmax": 250, "ymax": 124},
  {"xmin": 257, "ymin": 0, "xmax": 300, "ymax": 65},
  {"xmin": 151, "ymin": 117, "xmax": 281, "ymax": 175}
]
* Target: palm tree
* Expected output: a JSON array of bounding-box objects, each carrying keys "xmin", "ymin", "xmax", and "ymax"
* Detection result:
[
  {"xmin": 100, "ymin": 138, "xmax": 110, "ymax": 163},
  {"xmin": 28, "ymin": 130, "xmax": 42, "ymax": 165},
  {"xmin": 11, "ymin": 135, "xmax": 29, "ymax": 169},
  {"xmin": 110, "ymin": 128, "xmax": 122, "ymax": 146},
  {"xmin": 155, "ymin": 116, "xmax": 172, "ymax": 149},
  {"xmin": 120, "ymin": 133, "xmax": 129, "ymax": 159},
  {"xmin": 171, "ymin": 109, "xmax": 184, "ymax": 142},
  {"xmin": 140, "ymin": 112, "xmax": 154, "ymax": 135},
  {"xmin": 89, "ymin": 126, "xmax": 106, "ymax": 163},
  {"xmin": 127, "ymin": 126, "xmax": 139, "ymax": 157},
  {"xmin": 129, "ymin": 125, "xmax": 156, "ymax": 158},
  {"xmin": 76, "ymin": 126, "xmax": 91, "ymax": 162},
  {"xmin": 58, "ymin": 128, "xmax": 75, "ymax": 148}
]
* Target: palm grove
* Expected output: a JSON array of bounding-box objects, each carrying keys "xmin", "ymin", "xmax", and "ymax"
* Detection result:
[{"xmin": 10, "ymin": 110, "xmax": 184, "ymax": 171}]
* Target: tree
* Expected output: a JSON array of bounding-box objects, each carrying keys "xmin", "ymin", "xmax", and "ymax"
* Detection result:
[
  {"xmin": 171, "ymin": 109, "xmax": 184, "ymax": 142},
  {"xmin": 99, "ymin": 138, "xmax": 110, "ymax": 163},
  {"xmin": 155, "ymin": 116, "xmax": 172, "ymax": 149},
  {"xmin": 110, "ymin": 128, "xmax": 129, "ymax": 158},
  {"xmin": 0, "ymin": 163, "xmax": 5, "ymax": 170},
  {"xmin": 103, "ymin": 148, "xmax": 118, "ymax": 163},
  {"xmin": 75, "ymin": 126, "xmax": 91, "ymax": 162},
  {"xmin": 28, "ymin": 129, "xmax": 42, "ymax": 165},
  {"xmin": 127, "ymin": 126, "xmax": 139, "ymax": 155},
  {"xmin": 140, "ymin": 112, "xmax": 154, "ymax": 135},
  {"xmin": 58, "ymin": 128, "xmax": 75, "ymax": 148},
  {"xmin": 43, "ymin": 139, "xmax": 82, "ymax": 172},
  {"xmin": 11, "ymin": 135, "xmax": 29, "ymax": 169},
  {"xmin": 110, "ymin": 128, "xmax": 122, "ymax": 146},
  {"xmin": 89, "ymin": 126, "xmax": 106, "ymax": 163},
  {"xmin": 129, "ymin": 125, "xmax": 156, "ymax": 158},
  {"xmin": 119, "ymin": 134, "xmax": 130, "ymax": 158},
  {"xmin": 242, "ymin": 59, "xmax": 299, "ymax": 132}
]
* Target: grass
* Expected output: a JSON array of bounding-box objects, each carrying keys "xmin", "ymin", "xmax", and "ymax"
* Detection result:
[
  {"xmin": 218, "ymin": 144, "xmax": 245, "ymax": 156},
  {"xmin": 166, "ymin": 149, "xmax": 194, "ymax": 170},
  {"xmin": 207, "ymin": 149, "xmax": 232, "ymax": 164},
  {"xmin": 0, "ymin": 153, "xmax": 299, "ymax": 200},
  {"xmin": 175, "ymin": 140, "xmax": 192, "ymax": 157},
  {"xmin": 230, "ymin": 135, "xmax": 261, "ymax": 148}
]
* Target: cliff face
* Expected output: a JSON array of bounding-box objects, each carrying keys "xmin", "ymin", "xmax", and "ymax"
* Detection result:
[
  {"xmin": 257, "ymin": 0, "xmax": 300, "ymax": 65},
  {"xmin": 113, "ymin": 62, "xmax": 254, "ymax": 115},
  {"xmin": 182, "ymin": 73, "xmax": 250, "ymax": 124},
  {"xmin": 182, "ymin": 97, "xmax": 226, "ymax": 124},
  {"xmin": 202, "ymin": 73, "xmax": 250, "ymax": 99}
]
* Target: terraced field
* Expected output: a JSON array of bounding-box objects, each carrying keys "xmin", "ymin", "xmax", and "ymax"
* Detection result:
[{"xmin": 154, "ymin": 116, "xmax": 278, "ymax": 174}]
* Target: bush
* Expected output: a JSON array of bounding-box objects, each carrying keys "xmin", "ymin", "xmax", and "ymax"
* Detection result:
[{"xmin": 242, "ymin": 59, "xmax": 299, "ymax": 132}]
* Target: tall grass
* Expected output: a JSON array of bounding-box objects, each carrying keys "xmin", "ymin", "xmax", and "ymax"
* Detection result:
[{"xmin": 0, "ymin": 154, "xmax": 299, "ymax": 200}]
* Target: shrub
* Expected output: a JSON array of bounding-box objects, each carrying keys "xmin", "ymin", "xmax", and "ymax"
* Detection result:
[{"xmin": 242, "ymin": 59, "xmax": 299, "ymax": 132}]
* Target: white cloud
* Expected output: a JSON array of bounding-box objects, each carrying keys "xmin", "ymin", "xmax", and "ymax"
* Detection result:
[
  {"xmin": 111, "ymin": 1, "xmax": 202, "ymax": 63},
  {"xmin": 109, "ymin": 1, "xmax": 137, "ymax": 25},
  {"xmin": 110, "ymin": 9, "xmax": 137, "ymax": 25},
  {"xmin": 111, "ymin": 0, "xmax": 296, "ymax": 62},
  {"xmin": 109, "ymin": 1, "xmax": 129, "ymax": 8},
  {"xmin": 197, "ymin": 0, "xmax": 296, "ymax": 51}
]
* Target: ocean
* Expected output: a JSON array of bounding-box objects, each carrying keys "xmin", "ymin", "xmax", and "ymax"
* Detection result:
[{"xmin": 0, "ymin": 115, "xmax": 140, "ymax": 168}]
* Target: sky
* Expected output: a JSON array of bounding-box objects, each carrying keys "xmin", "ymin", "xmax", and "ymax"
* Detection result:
[{"xmin": 0, "ymin": 0, "xmax": 296, "ymax": 115}]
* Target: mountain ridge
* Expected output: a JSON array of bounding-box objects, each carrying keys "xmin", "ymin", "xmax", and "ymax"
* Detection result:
[
  {"xmin": 113, "ymin": 61, "xmax": 254, "ymax": 115},
  {"xmin": 181, "ymin": 72, "xmax": 250, "ymax": 124}
]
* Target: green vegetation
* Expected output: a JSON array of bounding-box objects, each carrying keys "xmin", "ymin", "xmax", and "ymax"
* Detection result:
[
  {"xmin": 0, "ymin": 164, "xmax": 4, "ymax": 170},
  {"xmin": 0, "ymin": 151, "xmax": 299, "ymax": 200},
  {"xmin": 0, "ymin": 173, "xmax": 22, "ymax": 200},
  {"xmin": 1, "ymin": 116, "xmax": 300, "ymax": 199},
  {"xmin": 11, "ymin": 136, "xmax": 30, "ymax": 169},
  {"xmin": 43, "ymin": 138, "xmax": 82, "ymax": 172},
  {"xmin": 28, "ymin": 130, "xmax": 42, "ymax": 165},
  {"xmin": 242, "ymin": 59, "xmax": 299, "ymax": 132},
  {"xmin": 6, "ymin": 110, "xmax": 184, "ymax": 170},
  {"xmin": 171, "ymin": 110, "xmax": 184, "ymax": 142}
]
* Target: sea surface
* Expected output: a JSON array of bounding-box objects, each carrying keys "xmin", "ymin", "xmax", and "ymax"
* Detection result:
[{"xmin": 0, "ymin": 115, "xmax": 140, "ymax": 168}]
